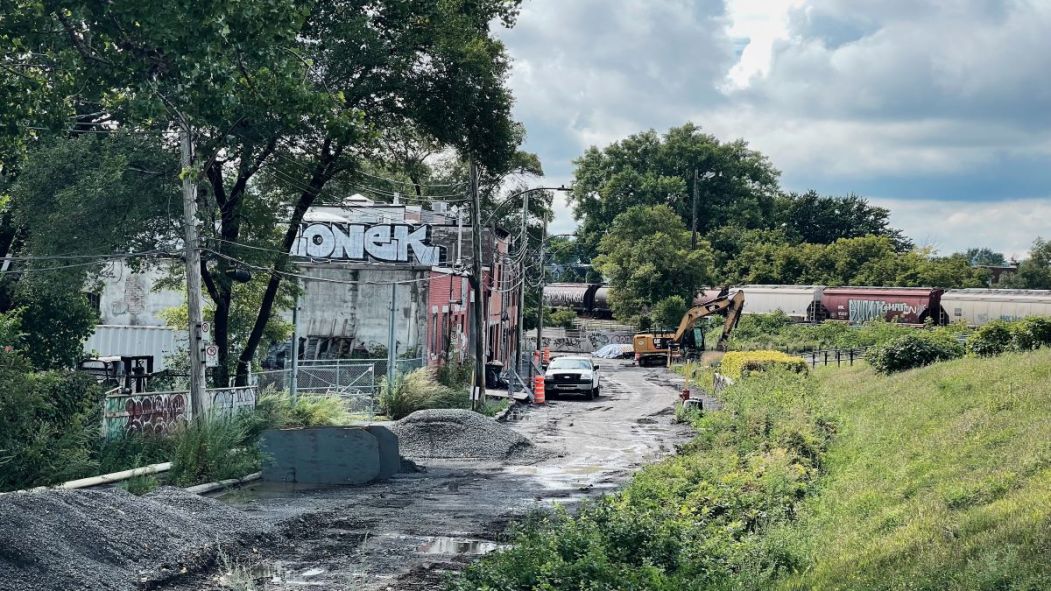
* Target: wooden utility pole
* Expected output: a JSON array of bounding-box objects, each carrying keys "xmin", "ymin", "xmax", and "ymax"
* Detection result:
[
  {"xmin": 469, "ymin": 161, "xmax": 486, "ymax": 410},
  {"xmin": 535, "ymin": 216, "xmax": 547, "ymax": 352},
  {"xmin": 691, "ymin": 168, "xmax": 699, "ymax": 249},
  {"xmin": 514, "ymin": 193, "xmax": 529, "ymax": 377},
  {"xmin": 180, "ymin": 123, "xmax": 207, "ymax": 420}
]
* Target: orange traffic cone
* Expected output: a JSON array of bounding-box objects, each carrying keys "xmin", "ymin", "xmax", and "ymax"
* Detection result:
[{"xmin": 533, "ymin": 375, "xmax": 546, "ymax": 405}]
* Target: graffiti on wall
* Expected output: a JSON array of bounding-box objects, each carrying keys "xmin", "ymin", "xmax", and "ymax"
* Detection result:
[
  {"xmin": 848, "ymin": 299, "xmax": 918, "ymax": 324},
  {"xmin": 291, "ymin": 223, "xmax": 442, "ymax": 266},
  {"xmin": 102, "ymin": 386, "xmax": 258, "ymax": 439},
  {"xmin": 207, "ymin": 386, "xmax": 258, "ymax": 417},
  {"xmin": 103, "ymin": 392, "xmax": 188, "ymax": 439}
]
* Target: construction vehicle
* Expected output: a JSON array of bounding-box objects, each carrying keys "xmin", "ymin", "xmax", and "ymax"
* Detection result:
[{"xmin": 633, "ymin": 289, "xmax": 745, "ymax": 366}]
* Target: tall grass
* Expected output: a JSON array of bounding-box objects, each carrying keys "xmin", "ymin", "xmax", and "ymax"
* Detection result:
[
  {"xmin": 380, "ymin": 367, "xmax": 470, "ymax": 420},
  {"xmin": 167, "ymin": 415, "xmax": 263, "ymax": 487}
]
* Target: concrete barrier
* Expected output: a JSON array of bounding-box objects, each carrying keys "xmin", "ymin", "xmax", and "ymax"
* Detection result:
[{"xmin": 261, "ymin": 426, "xmax": 398, "ymax": 486}]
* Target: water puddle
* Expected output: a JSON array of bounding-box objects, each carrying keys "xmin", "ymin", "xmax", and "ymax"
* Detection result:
[{"xmin": 417, "ymin": 537, "xmax": 505, "ymax": 555}]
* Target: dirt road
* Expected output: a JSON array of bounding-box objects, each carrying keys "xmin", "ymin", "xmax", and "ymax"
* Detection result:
[{"xmin": 163, "ymin": 361, "xmax": 691, "ymax": 590}]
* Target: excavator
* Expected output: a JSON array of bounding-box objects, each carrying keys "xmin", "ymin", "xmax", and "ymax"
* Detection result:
[{"xmin": 633, "ymin": 289, "xmax": 745, "ymax": 366}]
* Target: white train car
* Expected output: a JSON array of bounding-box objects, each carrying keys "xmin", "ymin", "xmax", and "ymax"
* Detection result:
[
  {"xmin": 941, "ymin": 289, "xmax": 1051, "ymax": 325},
  {"xmin": 697, "ymin": 285, "xmax": 825, "ymax": 322}
]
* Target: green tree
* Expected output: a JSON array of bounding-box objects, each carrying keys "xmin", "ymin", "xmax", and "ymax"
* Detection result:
[
  {"xmin": 569, "ymin": 123, "xmax": 780, "ymax": 257},
  {"xmin": 594, "ymin": 205, "xmax": 714, "ymax": 321},
  {"xmin": 1003, "ymin": 238, "xmax": 1051, "ymax": 289},
  {"xmin": 4, "ymin": 0, "xmax": 525, "ymax": 384},
  {"xmin": 964, "ymin": 247, "xmax": 1007, "ymax": 267},
  {"xmin": 776, "ymin": 191, "xmax": 911, "ymax": 251},
  {"xmin": 652, "ymin": 295, "xmax": 688, "ymax": 330}
]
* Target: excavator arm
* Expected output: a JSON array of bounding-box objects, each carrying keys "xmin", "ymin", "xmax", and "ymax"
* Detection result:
[{"xmin": 672, "ymin": 290, "xmax": 745, "ymax": 349}]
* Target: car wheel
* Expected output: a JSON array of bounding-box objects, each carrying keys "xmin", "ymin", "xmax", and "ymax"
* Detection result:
[{"xmin": 593, "ymin": 386, "xmax": 600, "ymax": 398}]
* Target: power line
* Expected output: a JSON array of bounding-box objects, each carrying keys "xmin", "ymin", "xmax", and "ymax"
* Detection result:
[{"xmin": 204, "ymin": 248, "xmax": 438, "ymax": 286}]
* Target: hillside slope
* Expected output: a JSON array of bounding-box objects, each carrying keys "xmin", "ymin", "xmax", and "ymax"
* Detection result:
[{"xmin": 784, "ymin": 351, "xmax": 1051, "ymax": 590}]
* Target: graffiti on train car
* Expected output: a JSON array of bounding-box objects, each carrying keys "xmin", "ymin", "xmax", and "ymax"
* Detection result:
[{"xmin": 848, "ymin": 300, "xmax": 918, "ymax": 324}]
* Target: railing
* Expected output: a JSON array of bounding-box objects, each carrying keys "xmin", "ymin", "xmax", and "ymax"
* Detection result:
[{"xmin": 800, "ymin": 348, "xmax": 866, "ymax": 368}]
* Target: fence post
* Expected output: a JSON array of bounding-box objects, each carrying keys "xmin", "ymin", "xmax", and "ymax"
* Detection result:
[
  {"xmin": 836, "ymin": 350, "xmax": 841, "ymax": 367},
  {"xmin": 824, "ymin": 351, "xmax": 828, "ymax": 366}
]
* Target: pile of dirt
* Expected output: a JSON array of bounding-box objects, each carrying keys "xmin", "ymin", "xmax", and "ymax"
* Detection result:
[
  {"xmin": 391, "ymin": 409, "xmax": 555, "ymax": 464},
  {"xmin": 0, "ymin": 487, "xmax": 268, "ymax": 591}
]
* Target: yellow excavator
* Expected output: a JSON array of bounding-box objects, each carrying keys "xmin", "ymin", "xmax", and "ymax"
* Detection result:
[{"xmin": 633, "ymin": 289, "xmax": 745, "ymax": 366}]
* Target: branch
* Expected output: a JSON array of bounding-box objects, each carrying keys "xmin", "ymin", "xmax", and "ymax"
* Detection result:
[{"xmin": 200, "ymin": 259, "xmax": 220, "ymax": 304}]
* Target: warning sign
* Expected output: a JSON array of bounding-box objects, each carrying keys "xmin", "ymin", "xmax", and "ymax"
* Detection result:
[{"xmin": 205, "ymin": 344, "xmax": 219, "ymax": 368}]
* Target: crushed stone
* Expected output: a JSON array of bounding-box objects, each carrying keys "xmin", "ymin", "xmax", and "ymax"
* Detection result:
[
  {"xmin": 390, "ymin": 409, "xmax": 556, "ymax": 464},
  {"xmin": 0, "ymin": 486, "xmax": 268, "ymax": 591}
]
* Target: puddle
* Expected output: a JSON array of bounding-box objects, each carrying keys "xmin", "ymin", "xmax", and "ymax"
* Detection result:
[{"xmin": 417, "ymin": 537, "xmax": 505, "ymax": 555}]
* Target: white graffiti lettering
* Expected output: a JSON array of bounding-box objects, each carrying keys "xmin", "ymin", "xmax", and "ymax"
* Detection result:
[
  {"xmin": 848, "ymin": 299, "xmax": 918, "ymax": 324},
  {"xmin": 293, "ymin": 223, "xmax": 442, "ymax": 266}
]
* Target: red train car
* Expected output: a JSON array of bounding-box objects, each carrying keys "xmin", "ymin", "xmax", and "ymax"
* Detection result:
[{"xmin": 821, "ymin": 287, "xmax": 944, "ymax": 325}]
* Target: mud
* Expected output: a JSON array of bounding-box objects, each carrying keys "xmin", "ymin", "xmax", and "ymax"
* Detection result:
[{"xmin": 148, "ymin": 362, "xmax": 693, "ymax": 591}]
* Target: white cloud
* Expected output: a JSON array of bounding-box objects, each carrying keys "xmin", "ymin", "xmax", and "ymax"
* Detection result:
[{"xmin": 872, "ymin": 196, "xmax": 1051, "ymax": 259}]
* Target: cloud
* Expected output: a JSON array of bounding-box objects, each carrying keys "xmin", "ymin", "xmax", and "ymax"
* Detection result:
[{"xmin": 498, "ymin": 0, "xmax": 1051, "ymax": 255}]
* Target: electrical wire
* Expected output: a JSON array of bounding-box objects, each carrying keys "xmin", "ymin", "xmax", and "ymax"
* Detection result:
[{"xmin": 204, "ymin": 248, "xmax": 439, "ymax": 286}]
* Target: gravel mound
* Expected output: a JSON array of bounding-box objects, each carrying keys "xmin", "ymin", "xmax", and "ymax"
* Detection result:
[
  {"xmin": 390, "ymin": 409, "xmax": 555, "ymax": 464},
  {"xmin": 0, "ymin": 486, "xmax": 267, "ymax": 591}
]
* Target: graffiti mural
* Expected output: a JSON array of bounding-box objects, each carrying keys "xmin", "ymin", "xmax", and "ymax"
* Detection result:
[
  {"xmin": 207, "ymin": 386, "xmax": 258, "ymax": 417},
  {"xmin": 103, "ymin": 391, "xmax": 189, "ymax": 439},
  {"xmin": 848, "ymin": 299, "xmax": 918, "ymax": 324}
]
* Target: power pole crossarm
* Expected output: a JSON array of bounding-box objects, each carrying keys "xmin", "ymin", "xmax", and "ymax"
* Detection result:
[{"xmin": 180, "ymin": 123, "xmax": 208, "ymax": 420}]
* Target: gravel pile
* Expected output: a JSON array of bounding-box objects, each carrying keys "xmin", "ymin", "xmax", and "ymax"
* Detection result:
[
  {"xmin": 390, "ymin": 409, "xmax": 555, "ymax": 464},
  {"xmin": 0, "ymin": 486, "xmax": 267, "ymax": 591}
]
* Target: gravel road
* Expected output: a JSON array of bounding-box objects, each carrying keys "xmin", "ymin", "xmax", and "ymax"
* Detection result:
[{"xmin": 153, "ymin": 361, "xmax": 693, "ymax": 591}]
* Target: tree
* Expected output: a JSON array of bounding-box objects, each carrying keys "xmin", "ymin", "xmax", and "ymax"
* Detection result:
[
  {"xmin": 1003, "ymin": 238, "xmax": 1051, "ymax": 289},
  {"xmin": 651, "ymin": 296, "xmax": 688, "ymax": 331},
  {"xmin": 594, "ymin": 205, "xmax": 714, "ymax": 321},
  {"xmin": 569, "ymin": 123, "xmax": 780, "ymax": 257},
  {"xmin": 4, "ymin": 0, "xmax": 526, "ymax": 384},
  {"xmin": 964, "ymin": 247, "xmax": 1007, "ymax": 267},
  {"xmin": 776, "ymin": 191, "xmax": 911, "ymax": 251}
]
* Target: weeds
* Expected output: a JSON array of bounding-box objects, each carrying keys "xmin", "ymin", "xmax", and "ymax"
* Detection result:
[
  {"xmin": 379, "ymin": 368, "xmax": 470, "ymax": 420},
  {"xmin": 167, "ymin": 416, "xmax": 263, "ymax": 487}
]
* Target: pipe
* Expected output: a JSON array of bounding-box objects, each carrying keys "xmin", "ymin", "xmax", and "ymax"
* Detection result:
[
  {"xmin": 184, "ymin": 472, "xmax": 262, "ymax": 495},
  {"xmin": 56, "ymin": 462, "xmax": 172, "ymax": 490}
]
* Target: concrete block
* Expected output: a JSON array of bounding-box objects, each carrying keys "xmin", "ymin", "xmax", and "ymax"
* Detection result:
[
  {"xmin": 260, "ymin": 427, "xmax": 381, "ymax": 485},
  {"xmin": 365, "ymin": 426, "xmax": 401, "ymax": 481}
]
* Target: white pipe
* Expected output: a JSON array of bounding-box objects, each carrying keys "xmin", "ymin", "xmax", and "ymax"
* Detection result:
[
  {"xmin": 56, "ymin": 462, "xmax": 172, "ymax": 490},
  {"xmin": 184, "ymin": 472, "xmax": 261, "ymax": 495}
]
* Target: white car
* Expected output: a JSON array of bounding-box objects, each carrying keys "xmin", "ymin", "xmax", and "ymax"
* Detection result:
[{"xmin": 544, "ymin": 356, "xmax": 601, "ymax": 400}]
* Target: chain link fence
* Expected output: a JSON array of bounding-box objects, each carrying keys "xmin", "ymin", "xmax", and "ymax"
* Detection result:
[{"xmin": 250, "ymin": 357, "xmax": 426, "ymax": 417}]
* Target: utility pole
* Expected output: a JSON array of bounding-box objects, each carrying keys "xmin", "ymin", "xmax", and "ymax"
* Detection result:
[
  {"xmin": 180, "ymin": 122, "xmax": 207, "ymax": 420},
  {"xmin": 387, "ymin": 282, "xmax": 397, "ymax": 391},
  {"xmin": 469, "ymin": 161, "xmax": 486, "ymax": 410},
  {"xmin": 691, "ymin": 168, "xmax": 699, "ymax": 249},
  {"xmin": 289, "ymin": 282, "xmax": 300, "ymax": 402},
  {"xmin": 514, "ymin": 193, "xmax": 529, "ymax": 378},
  {"xmin": 535, "ymin": 216, "xmax": 548, "ymax": 352}
]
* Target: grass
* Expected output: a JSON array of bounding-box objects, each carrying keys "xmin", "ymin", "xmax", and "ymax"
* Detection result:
[
  {"xmin": 450, "ymin": 350, "xmax": 1051, "ymax": 591},
  {"xmin": 775, "ymin": 350, "xmax": 1051, "ymax": 590}
]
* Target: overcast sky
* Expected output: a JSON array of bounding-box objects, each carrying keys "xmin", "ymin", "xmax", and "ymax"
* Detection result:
[{"xmin": 498, "ymin": 0, "xmax": 1051, "ymax": 258}]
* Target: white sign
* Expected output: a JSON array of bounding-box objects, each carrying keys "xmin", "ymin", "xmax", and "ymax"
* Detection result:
[
  {"xmin": 205, "ymin": 344, "xmax": 219, "ymax": 368},
  {"xmin": 201, "ymin": 321, "xmax": 211, "ymax": 343},
  {"xmin": 291, "ymin": 223, "xmax": 442, "ymax": 266}
]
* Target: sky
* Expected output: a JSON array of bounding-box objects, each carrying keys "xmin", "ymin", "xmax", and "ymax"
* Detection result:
[{"xmin": 497, "ymin": 0, "xmax": 1051, "ymax": 259}]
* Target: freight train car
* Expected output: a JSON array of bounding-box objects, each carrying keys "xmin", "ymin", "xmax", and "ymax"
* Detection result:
[
  {"xmin": 543, "ymin": 283, "xmax": 612, "ymax": 318},
  {"xmin": 697, "ymin": 285, "xmax": 824, "ymax": 322},
  {"xmin": 821, "ymin": 287, "xmax": 944, "ymax": 325},
  {"xmin": 941, "ymin": 289, "xmax": 1051, "ymax": 325}
]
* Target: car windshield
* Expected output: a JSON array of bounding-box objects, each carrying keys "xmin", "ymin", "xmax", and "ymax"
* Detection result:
[{"xmin": 549, "ymin": 358, "xmax": 592, "ymax": 370}]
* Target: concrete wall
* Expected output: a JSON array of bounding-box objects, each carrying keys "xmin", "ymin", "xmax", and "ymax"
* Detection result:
[
  {"xmin": 97, "ymin": 262, "xmax": 184, "ymax": 326},
  {"xmin": 259, "ymin": 426, "xmax": 401, "ymax": 486}
]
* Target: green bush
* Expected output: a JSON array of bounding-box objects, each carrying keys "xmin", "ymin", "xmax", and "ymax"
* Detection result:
[
  {"xmin": 967, "ymin": 320, "xmax": 1014, "ymax": 356},
  {"xmin": 1010, "ymin": 316, "xmax": 1051, "ymax": 351},
  {"xmin": 651, "ymin": 295, "xmax": 688, "ymax": 330},
  {"xmin": 436, "ymin": 360, "xmax": 473, "ymax": 389},
  {"xmin": 548, "ymin": 308, "xmax": 578, "ymax": 330},
  {"xmin": 0, "ymin": 352, "xmax": 106, "ymax": 491},
  {"xmin": 167, "ymin": 415, "xmax": 263, "ymax": 487},
  {"xmin": 251, "ymin": 388, "xmax": 352, "ymax": 431},
  {"xmin": 379, "ymin": 367, "xmax": 469, "ymax": 420},
  {"xmin": 868, "ymin": 332, "xmax": 964, "ymax": 373}
]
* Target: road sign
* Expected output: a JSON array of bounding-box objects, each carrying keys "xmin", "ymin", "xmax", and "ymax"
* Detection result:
[
  {"xmin": 201, "ymin": 321, "xmax": 212, "ymax": 343},
  {"xmin": 205, "ymin": 344, "xmax": 219, "ymax": 368}
]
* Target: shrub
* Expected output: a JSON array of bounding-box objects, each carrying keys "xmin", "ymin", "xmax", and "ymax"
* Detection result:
[
  {"xmin": 436, "ymin": 360, "xmax": 473, "ymax": 389},
  {"xmin": 868, "ymin": 332, "xmax": 964, "ymax": 373},
  {"xmin": 651, "ymin": 295, "xmax": 688, "ymax": 330},
  {"xmin": 548, "ymin": 308, "xmax": 578, "ymax": 330},
  {"xmin": 167, "ymin": 415, "xmax": 263, "ymax": 487},
  {"xmin": 252, "ymin": 388, "xmax": 352, "ymax": 431},
  {"xmin": 967, "ymin": 320, "xmax": 1014, "ymax": 356},
  {"xmin": 379, "ymin": 367, "xmax": 469, "ymax": 420},
  {"xmin": 720, "ymin": 350, "xmax": 808, "ymax": 380},
  {"xmin": 1010, "ymin": 317, "xmax": 1051, "ymax": 351}
]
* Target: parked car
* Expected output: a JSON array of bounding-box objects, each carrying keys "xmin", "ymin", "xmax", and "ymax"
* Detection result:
[{"xmin": 544, "ymin": 356, "xmax": 601, "ymax": 400}]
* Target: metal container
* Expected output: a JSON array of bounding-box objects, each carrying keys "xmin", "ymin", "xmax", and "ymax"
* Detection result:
[
  {"xmin": 821, "ymin": 287, "xmax": 944, "ymax": 325},
  {"xmin": 83, "ymin": 325, "xmax": 186, "ymax": 371},
  {"xmin": 941, "ymin": 289, "xmax": 1051, "ymax": 326}
]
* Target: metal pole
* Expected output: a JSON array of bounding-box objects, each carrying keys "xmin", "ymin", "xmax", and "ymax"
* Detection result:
[
  {"xmin": 470, "ymin": 161, "xmax": 486, "ymax": 410},
  {"xmin": 691, "ymin": 168, "xmax": 699, "ymax": 249},
  {"xmin": 387, "ymin": 282, "xmax": 397, "ymax": 390},
  {"xmin": 515, "ymin": 194, "xmax": 528, "ymax": 380},
  {"xmin": 536, "ymin": 216, "xmax": 548, "ymax": 352},
  {"xmin": 290, "ymin": 283, "xmax": 299, "ymax": 402},
  {"xmin": 180, "ymin": 123, "xmax": 207, "ymax": 421}
]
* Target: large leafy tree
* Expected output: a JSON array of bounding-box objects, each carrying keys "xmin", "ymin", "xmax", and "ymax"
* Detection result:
[
  {"xmin": 569, "ymin": 123, "xmax": 781, "ymax": 257},
  {"xmin": 594, "ymin": 205, "xmax": 714, "ymax": 321},
  {"xmin": 775, "ymin": 191, "xmax": 911, "ymax": 251},
  {"xmin": 3, "ymin": 0, "xmax": 524, "ymax": 383},
  {"xmin": 1003, "ymin": 239, "xmax": 1051, "ymax": 289}
]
